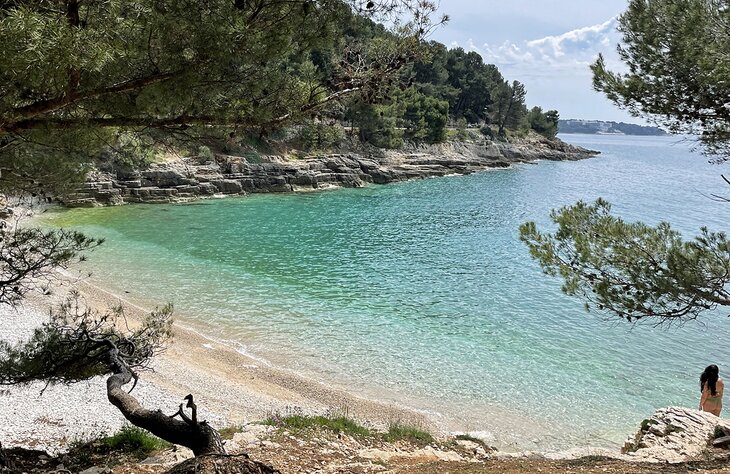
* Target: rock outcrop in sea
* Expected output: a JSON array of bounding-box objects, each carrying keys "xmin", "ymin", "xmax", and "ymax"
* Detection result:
[{"xmin": 64, "ymin": 137, "xmax": 597, "ymax": 207}]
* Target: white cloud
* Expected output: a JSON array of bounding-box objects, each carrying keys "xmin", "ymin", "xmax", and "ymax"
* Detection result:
[
  {"xmin": 460, "ymin": 17, "xmax": 622, "ymax": 74},
  {"xmin": 450, "ymin": 17, "xmax": 638, "ymax": 121}
]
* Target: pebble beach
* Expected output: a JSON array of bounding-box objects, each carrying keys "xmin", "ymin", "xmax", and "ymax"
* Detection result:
[{"xmin": 0, "ymin": 278, "xmax": 433, "ymax": 454}]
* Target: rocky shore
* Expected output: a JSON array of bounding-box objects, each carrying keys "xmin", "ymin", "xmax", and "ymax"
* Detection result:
[
  {"xmin": 64, "ymin": 136, "xmax": 598, "ymax": 207},
  {"xmin": 5, "ymin": 406, "xmax": 730, "ymax": 473}
]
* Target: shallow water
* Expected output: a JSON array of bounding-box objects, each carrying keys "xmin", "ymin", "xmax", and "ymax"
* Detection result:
[{"xmin": 41, "ymin": 134, "xmax": 730, "ymax": 451}]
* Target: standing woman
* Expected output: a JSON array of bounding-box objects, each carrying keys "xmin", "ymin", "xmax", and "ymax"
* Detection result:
[{"xmin": 700, "ymin": 365, "xmax": 724, "ymax": 416}]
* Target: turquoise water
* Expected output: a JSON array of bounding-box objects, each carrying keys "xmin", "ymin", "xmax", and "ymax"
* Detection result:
[{"xmin": 41, "ymin": 134, "xmax": 730, "ymax": 450}]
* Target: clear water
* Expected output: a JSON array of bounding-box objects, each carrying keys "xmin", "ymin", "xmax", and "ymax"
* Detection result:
[{"xmin": 40, "ymin": 134, "xmax": 730, "ymax": 451}]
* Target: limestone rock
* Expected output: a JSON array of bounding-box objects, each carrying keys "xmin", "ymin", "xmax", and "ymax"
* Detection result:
[
  {"xmin": 140, "ymin": 447, "xmax": 194, "ymax": 466},
  {"xmin": 623, "ymin": 406, "xmax": 730, "ymax": 462},
  {"xmin": 62, "ymin": 137, "xmax": 598, "ymax": 206},
  {"xmin": 210, "ymin": 179, "xmax": 243, "ymax": 194}
]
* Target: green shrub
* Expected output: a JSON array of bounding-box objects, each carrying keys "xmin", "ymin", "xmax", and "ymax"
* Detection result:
[
  {"xmin": 479, "ymin": 126, "xmax": 494, "ymax": 139},
  {"xmin": 265, "ymin": 413, "xmax": 371, "ymax": 438},
  {"xmin": 102, "ymin": 132, "xmax": 157, "ymax": 171},
  {"xmin": 197, "ymin": 145, "xmax": 215, "ymax": 161},
  {"xmin": 383, "ymin": 423, "xmax": 434, "ymax": 445},
  {"xmin": 101, "ymin": 425, "xmax": 171, "ymax": 459}
]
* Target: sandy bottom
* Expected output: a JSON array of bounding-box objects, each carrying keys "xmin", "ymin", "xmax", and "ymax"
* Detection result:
[{"xmin": 0, "ymin": 277, "xmax": 435, "ymax": 453}]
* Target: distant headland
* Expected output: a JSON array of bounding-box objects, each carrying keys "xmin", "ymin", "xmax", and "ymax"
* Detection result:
[{"xmin": 559, "ymin": 119, "xmax": 668, "ymax": 136}]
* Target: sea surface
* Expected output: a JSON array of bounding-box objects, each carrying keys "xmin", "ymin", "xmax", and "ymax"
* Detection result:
[{"xmin": 40, "ymin": 134, "xmax": 730, "ymax": 451}]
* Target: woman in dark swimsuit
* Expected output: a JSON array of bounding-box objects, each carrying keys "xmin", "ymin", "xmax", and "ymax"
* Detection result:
[{"xmin": 700, "ymin": 364, "xmax": 724, "ymax": 416}]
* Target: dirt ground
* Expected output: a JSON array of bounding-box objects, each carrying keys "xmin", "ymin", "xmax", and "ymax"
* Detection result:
[{"xmin": 5, "ymin": 427, "xmax": 730, "ymax": 474}]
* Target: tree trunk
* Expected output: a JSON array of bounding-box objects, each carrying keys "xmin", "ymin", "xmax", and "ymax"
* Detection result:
[
  {"xmin": 0, "ymin": 442, "xmax": 11, "ymax": 470},
  {"xmin": 165, "ymin": 454, "xmax": 280, "ymax": 474},
  {"xmin": 106, "ymin": 353, "xmax": 224, "ymax": 457}
]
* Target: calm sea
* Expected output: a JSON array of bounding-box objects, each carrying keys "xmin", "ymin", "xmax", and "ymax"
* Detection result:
[{"xmin": 40, "ymin": 134, "xmax": 730, "ymax": 451}]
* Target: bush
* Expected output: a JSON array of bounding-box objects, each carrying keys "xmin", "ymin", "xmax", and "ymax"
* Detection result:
[
  {"xmin": 100, "ymin": 132, "xmax": 157, "ymax": 171},
  {"xmin": 383, "ymin": 423, "xmax": 434, "ymax": 445},
  {"xmin": 479, "ymin": 126, "xmax": 494, "ymax": 139},
  {"xmin": 197, "ymin": 145, "xmax": 215, "ymax": 161},
  {"xmin": 101, "ymin": 425, "xmax": 171, "ymax": 459}
]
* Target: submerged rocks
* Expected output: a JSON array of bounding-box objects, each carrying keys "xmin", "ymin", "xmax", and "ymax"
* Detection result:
[
  {"xmin": 62, "ymin": 137, "xmax": 598, "ymax": 207},
  {"xmin": 623, "ymin": 406, "xmax": 730, "ymax": 462}
]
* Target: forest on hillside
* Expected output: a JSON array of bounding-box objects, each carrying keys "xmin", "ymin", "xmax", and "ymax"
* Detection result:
[{"xmin": 302, "ymin": 14, "xmax": 560, "ymax": 150}]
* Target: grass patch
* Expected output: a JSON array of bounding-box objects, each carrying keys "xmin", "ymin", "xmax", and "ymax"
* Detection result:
[
  {"xmin": 264, "ymin": 410, "xmax": 435, "ymax": 446},
  {"xmin": 100, "ymin": 425, "xmax": 171, "ymax": 460},
  {"xmin": 383, "ymin": 424, "xmax": 434, "ymax": 445},
  {"xmin": 218, "ymin": 425, "xmax": 244, "ymax": 440},
  {"xmin": 266, "ymin": 414, "xmax": 372, "ymax": 438}
]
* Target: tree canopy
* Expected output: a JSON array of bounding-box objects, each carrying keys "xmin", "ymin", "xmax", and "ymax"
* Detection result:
[
  {"xmin": 0, "ymin": 0, "xmax": 443, "ymax": 193},
  {"xmin": 591, "ymin": 0, "xmax": 730, "ymax": 161},
  {"xmin": 520, "ymin": 199, "xmax": 730, "ymax": 324}
]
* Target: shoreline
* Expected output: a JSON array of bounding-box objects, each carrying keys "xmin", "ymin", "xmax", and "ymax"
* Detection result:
[
  {"xmin": 62, "ymin": 135, "xmax": 598, "ymax": 207},
  {"xmin": 0, "ymin": 275, "xmax": 444, "ymax": 454},
  {"xmin": 1, "ymin": 271, "xmax": 633, "ymax": 461},
  {"xmin": 55, "ymin": 258, "xmax": 626, "ymax": 454}
]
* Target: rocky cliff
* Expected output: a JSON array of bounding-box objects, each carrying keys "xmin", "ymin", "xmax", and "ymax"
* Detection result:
[{"xmin": 64, "ymin": 136, "xmax": 597, "ymax": 207}]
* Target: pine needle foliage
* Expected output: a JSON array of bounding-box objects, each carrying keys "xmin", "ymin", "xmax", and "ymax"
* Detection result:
[
  {"xmin": 0, "ymin": 292, "xmax": 173, "ymax": 386},
  {"xmin": 520, "ymin": 199, "xmax": 730, "ymax": 324}
]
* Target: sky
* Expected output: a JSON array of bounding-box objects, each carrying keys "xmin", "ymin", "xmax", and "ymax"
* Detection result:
[{"xmin": 430, "ymin": 1, "xmax": 638, "ymax": 123}]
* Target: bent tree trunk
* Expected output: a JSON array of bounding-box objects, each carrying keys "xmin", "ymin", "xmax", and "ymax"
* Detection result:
[{"xmin": 106, "ymin": 353, "xmax": 224, "ymax": 456}]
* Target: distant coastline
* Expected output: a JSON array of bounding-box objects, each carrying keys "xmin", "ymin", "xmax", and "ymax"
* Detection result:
[{"xmin": 559, "ymin": 119, "xmax": 668, "ymax": 136}]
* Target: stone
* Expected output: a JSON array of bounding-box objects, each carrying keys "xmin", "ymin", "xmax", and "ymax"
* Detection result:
[
  {"xmin": 211, "ymin": 179, "xmax": 243, "ymax": 194},
  {"xmin": 79, "ymin": 466, "xmax": 112, "ymax": 474},
  {"xmin": 455, "ymin": 439, "xmax": 481, "ymax": 452},
  {"xmin": 623, "ymin": 406, "xmax": 730, "ymax": 462},
  {"xmin": 713, "ymin": 435, "xmax": 730, "ymax": 448},
  {"xmin": 118, "ymin": 180, "xmax": 142, "ymax": 188},
  {"xmin": 228, "ymin": 431, "xmax": 259, "ymax": 451},
  {"xmin": 198, "ymin": 183, "xmax": 219, "ymax": 195}
]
